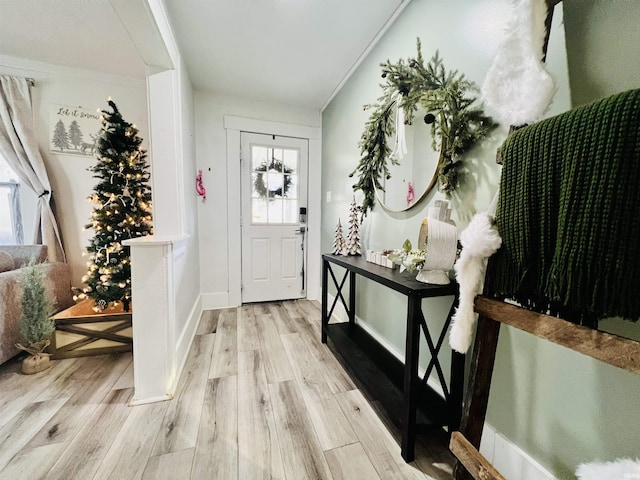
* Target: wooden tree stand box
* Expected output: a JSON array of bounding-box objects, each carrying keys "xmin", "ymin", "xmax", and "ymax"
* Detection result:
[{"xmin": 49, "ymin": 299, "xmax": 133, "ymax": 359}]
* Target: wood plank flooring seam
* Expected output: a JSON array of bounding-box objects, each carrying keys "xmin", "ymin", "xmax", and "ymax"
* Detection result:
[
  {"xmin": 321, "ymin": 440, "xmax": 361, "ymax": 453},
  {"xmin": 268, "ymin": 380, "xmax": 333, "ymax": 480},
  {"xmin": 43, "ymin": 387, "xmax": 135, "ymax": 480},
  {"xmin": 151, "ymin": 333, "xmax": 216, "ymax": 456},
  {"xmin": 0, "ymin": 398, "xmax": 68, "ymax": 473},
  {"xmin": 0, "ymin": 357, "xmax": 81, "ymax": 430},
  {"xmin": 237, "ymin": 349, "xmax": 286, "ymax": 480}
]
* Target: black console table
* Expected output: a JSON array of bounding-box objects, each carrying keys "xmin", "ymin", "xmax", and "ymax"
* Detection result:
[{"xmin": 321, "ymin": 253, "xmax": 464, "ymax": 462}]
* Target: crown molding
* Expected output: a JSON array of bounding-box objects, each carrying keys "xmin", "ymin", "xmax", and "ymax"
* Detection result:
[{"xmin": 0, "ymin": 54, "xmax": 146, "ymax": 89}]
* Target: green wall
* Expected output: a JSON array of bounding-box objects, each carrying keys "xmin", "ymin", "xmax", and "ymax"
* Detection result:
[
  {"xmin": 322, "ymin": 0, "xmax": 640, "ymax": 478},
  {"xmin": 563, "ymin": 0, "xmax": 640, "ymax": 344},
  {"xmin": 564, "ymin": 0, "xmax": 640, "ymax": 108}
]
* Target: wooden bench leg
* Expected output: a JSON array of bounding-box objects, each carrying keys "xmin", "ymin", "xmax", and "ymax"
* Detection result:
[
  {"xmin": 454, "ymin": 315, "xmax": 501, "ymax": 480},
  {"xmin": 450, "ymin": 431, "xmax": 506, "ymax": 480}
]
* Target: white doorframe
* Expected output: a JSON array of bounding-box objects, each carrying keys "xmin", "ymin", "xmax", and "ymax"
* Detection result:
[{"xmin": 224, "ymin": 116, "xmax": 321, "ymax": 306}]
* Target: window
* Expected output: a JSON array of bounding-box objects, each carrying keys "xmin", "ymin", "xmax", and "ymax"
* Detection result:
[
  {"xmin": 250, "ymin": 145, "xmax": 300, "ymax": 224},
  {"xmin": 0, "ymin": 157, "xmax": 23, "ymax": 244}
]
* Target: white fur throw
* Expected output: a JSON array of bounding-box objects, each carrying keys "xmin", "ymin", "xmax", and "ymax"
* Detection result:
[
  {"xmin": 482, "ymin": 0, "xmax": 555, "ymax": 126},
  {"xmin": 576, "ymin": 458, "xmax": 640, "ymax": 480},
  {"xmin": 449, "ymin": 213, "xmax": 502, "ymax": 353}
]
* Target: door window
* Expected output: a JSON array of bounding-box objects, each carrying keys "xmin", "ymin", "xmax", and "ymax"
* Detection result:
[{"xmin": 250, "ymin": 145, "xmax": 299, "ymax": 224}]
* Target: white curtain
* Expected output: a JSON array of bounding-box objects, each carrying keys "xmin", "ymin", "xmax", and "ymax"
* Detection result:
[{"xmin": 0, "ymin": 76, "xmax": 65, "ymax": 262}]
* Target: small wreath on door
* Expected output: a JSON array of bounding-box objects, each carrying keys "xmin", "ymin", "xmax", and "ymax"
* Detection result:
[{"xmin": 254, "ymin": 159, "xmax": 294, "ymax": 198}]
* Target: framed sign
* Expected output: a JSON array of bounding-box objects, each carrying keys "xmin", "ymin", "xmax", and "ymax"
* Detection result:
[{"xmin": 49, "ymin": 105, "xmax": 101, "ymax": 156}]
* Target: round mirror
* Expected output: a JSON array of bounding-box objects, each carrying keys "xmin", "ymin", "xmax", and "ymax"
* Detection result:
[
  {"xmin": 375, "ymin": 105, "xmax": 439, "ymax": 212},
  {"xmin": 350, "ymin": 41, "xmax": 496, "ymax": 219}
]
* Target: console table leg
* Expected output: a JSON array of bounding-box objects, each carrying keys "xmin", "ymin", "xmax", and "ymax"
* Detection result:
[
  {"xmin": 402, "ymin": 295, "xmax": 421, "ymax": 462},
  {"xmin": 349, "ymin": 271, "xmax": 356, "ymax": 328},
  {"xmin": 450, "ymin": 351, "xmax": 465, "ymax": 432},
  {"xmin": 321, "ymin": 259, "xmax": 328, "ymax": 343}
]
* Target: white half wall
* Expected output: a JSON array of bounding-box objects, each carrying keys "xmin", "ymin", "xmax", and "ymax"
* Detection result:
[
  {"xmin": 125, "ymin": 0, "xmax": 202, "ymax": 403},
  {"xmin": 148, "ymin": 69, "xmax": 184, "ymax": 235},
  {"xmin": 125, "ymin": 235, "xmax": 201, "ymax": 403}
]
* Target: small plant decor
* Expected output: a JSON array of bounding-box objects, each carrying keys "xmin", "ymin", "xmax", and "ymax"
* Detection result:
[
  {"xmin": 16, "ymin": 261, "xmax": 55, "ymax": 374},
  {"xmin": 387, "ymin": 239, "xmax": 426, "ymax": 273}
]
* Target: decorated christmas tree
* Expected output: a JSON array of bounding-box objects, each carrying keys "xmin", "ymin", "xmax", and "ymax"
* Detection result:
[
  {"xmin": 332, "ymin": 219, "xmax": 347, "ymax": 255},
  {"xmin": 346, "ymin": 197, "xmax": 361, "ymax": 256},
  {"xmin": 77, "ymin": 99, "xmax": 153, "ymax": 312}
]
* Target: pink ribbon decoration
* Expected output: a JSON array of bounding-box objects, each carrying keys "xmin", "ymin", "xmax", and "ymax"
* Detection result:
[
  {"xmin": 196, "ymin": 169, "xmax": 206, "ymax": 201},
  {"xmin": 407, "ymin": 181, "xmax": 415, "ymax": 205}
]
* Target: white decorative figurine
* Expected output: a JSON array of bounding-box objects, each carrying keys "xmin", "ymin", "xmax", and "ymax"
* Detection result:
[
  {"xmin": 346, "ymin": 197, "xmax": 362, "ymax": 256},
  {"xmin": 332, "ymin": 219, "xmax": 347, "ymax": 255}
]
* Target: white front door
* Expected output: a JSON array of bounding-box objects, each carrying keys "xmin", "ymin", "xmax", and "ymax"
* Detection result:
[{"xmin": 240, "ymin": 132, "xmax": 308, "ymax": 303}]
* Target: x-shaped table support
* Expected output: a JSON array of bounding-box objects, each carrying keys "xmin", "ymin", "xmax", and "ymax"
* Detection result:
[{"xmin": 321, "ymin": 254, "xmax": 463, "ymax": 462}]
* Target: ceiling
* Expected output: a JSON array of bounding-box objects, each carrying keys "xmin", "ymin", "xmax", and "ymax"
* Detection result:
[
  {"xmin": 0, "ymin": 0, "xmax": 406, "ymax": 110},
  {"xmin": 0, "ymin": 0, "xmax": 148, "ymax": 80}
]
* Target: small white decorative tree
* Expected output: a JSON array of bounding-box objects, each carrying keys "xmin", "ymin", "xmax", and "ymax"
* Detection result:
[
  {"xmin": 347, "ymin": 197, "xmax": 362, "ymax": 256},
  {"xmin": 332, "ymin": 219, "xmax": 347, "ymax": 255}
]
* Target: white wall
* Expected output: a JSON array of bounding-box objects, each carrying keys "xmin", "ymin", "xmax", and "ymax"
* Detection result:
[
  {"xmin": 194, "ymin": 92, "xmax": 321, "ymax": 306},
  {"xmin": 145, "ymin": 55, "xmax": 200, "ymax": 352},
  {"xmin": 174, "ymin": 59, "xmax": 199, "ymax": 339},
  {"xmin": 564, "ymin": 0, "xmax": 640, "ymax": 108},
  {"xmin": 0, "ymin": 55, "xmax": 148, "ymax": 286}
]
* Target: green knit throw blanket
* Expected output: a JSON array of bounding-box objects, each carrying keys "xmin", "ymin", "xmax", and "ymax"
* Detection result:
[{"xmin": 488, "ymin": 89, "xmax": 640, "ymax": 325}]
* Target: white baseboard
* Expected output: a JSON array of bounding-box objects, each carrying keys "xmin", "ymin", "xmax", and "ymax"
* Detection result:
[
  {"xmin": 169, "ymin": 293, "xmax": 203, "ymax": 395},
  {"xmin": 326, "ymin": 294, "xmax": 557, "ymax": 480},
  {"xmin": 201, "ymin": 291, "xmax": 231, "ymax": 309},
  {"xmin": 130, "ymin": 393, "xmax": 172, "ymax": 406},
  {"xmin": 480, "ymin": 424, "xmax": 556, "ymax": 480}
]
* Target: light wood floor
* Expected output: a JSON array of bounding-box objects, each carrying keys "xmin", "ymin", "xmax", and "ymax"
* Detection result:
[{"xmin": 0, "ymin": 300, "xmax": 454, "ymax": 479}]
